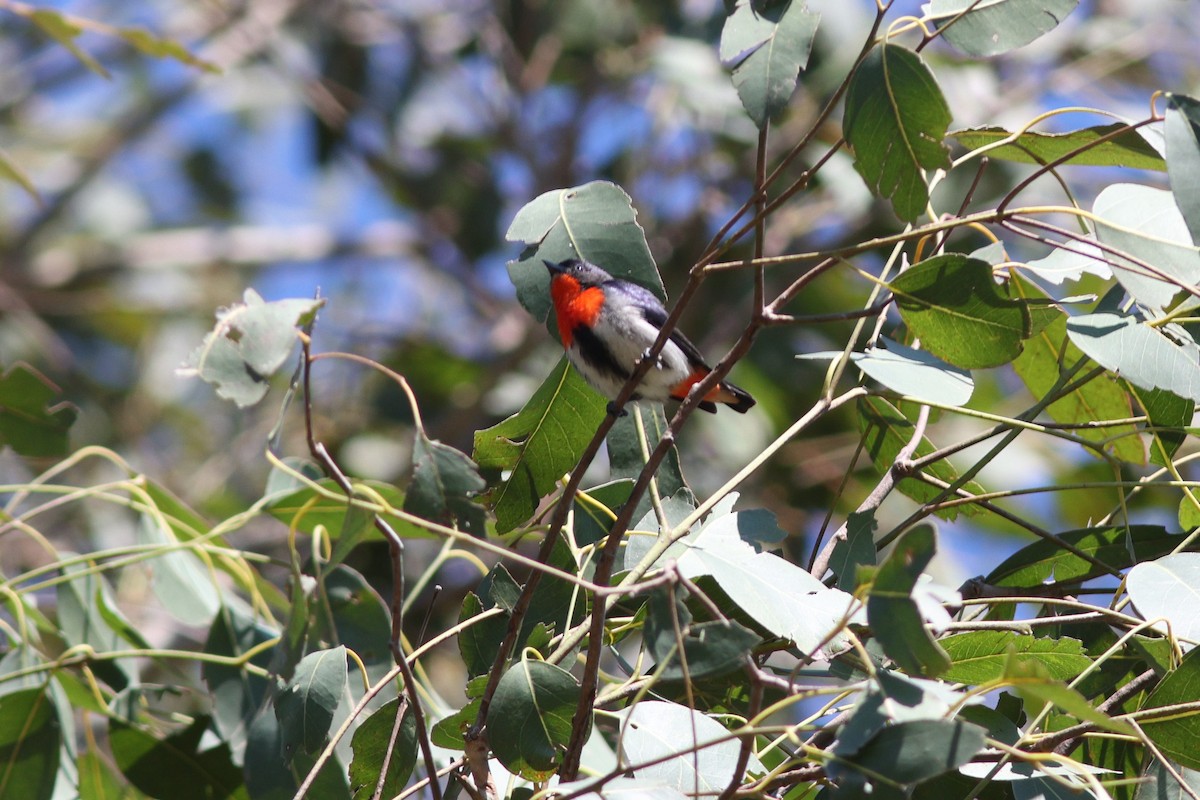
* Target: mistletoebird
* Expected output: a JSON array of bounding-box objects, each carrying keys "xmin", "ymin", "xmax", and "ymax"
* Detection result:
[{"xmin": 543, "ymin": 258, "xmax": 755, "ymax": 415}]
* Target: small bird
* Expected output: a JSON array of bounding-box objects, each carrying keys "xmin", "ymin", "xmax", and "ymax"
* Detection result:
[{"xmin": 544, "ymin": 258, "xmax": 755, "ymax": 414}]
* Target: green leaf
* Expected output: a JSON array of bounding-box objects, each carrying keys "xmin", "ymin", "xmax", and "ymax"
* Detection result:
[
  {"xmin": 404, "ymin": 430, "xmax": 486, "ymax": 533},
  {"xmin": 949, "ymin": 124, "xmax": 1166, "ymax": 171},
  {"xmin": 202, "ymin": 605, "xmax": 277, "ymax": 762},
  {"xmin": 857, "ymin": 396, "xmax": 986, "ymax": 520},
  {"xmin": 985, "ymin": 524, "xmax": 1178, "ymax": 588},
  {"xmin": 1130, "ymin": 385, "xmax": 1193, "ymax": 469},
  {"xmin": 0, "ymin": 686, "xmax": 61, "ymax": 800},
  {"xmin": 849, "ymin": 337, "xmax": 974, "ymax": 407},
  {"xmin": 644, "ymin": 587, "xmax": 761, "ymax": 680},
  {"xmin": 505, "ymin": 181, "xmax": 661, "ymax": 323},
  {"xmin": 137, "ymin": 514, "xmax": 220, "ymax": 626},
  {"xmin": 116, "ymin": 26, "xmax": 219, "ymax": 73},
  {"xmin": 0, "ymin": 362, "xmax": 77, "ymax": 458},
  {"xmin": 265, "ymin": 480, "xmax": 429, "ymax": 547},
  {"xmin": 867, "ymin": 525, "xmax": 951, "ymax": 678},
  {"xmin": 56, "ymin": 564, "xmax": 134, "ymax": 691},
  {"xmin": 473, "ymin": 358, "xmax": 606, "ymax": 532},
  {"xmin": 110, "ymin": 716, "xmax": 248, "ymax": 800},
  {"xmin": 719, "ymin": 0, "xmax": 820, "ymax": 127},
  {"xmin": 458, "ymin": 592, "xmax": 508, "ymax": 678},
  {"xmin": 608, "ymin": 404, "xmax": 690, "ymax": 507},
  {"xmin": 180, "ymin": 290, "xmax": 323, "ymax": 408},
  {"xmin": 1166, "ymin": 94, "xmax": 1200, "ymax": 245},
  {"xmin": 828, "ymin": 719, "xmax": 985, "ymax": 788},
  {"xmin": 1092, "ymin": 184, "xmax": 1200, "ymax": 312},
  {"xmin": 0, "ymin": 147, "xmax": 41, "ymax": 203},
  {"xmin": 619, "ymin": 701, "xmax": 762, "ymax": 794},
  {"xmin": 275, "ymin": 646, "xmax": 347, "ymax": 760},
  {"xmin": 430, "ymin": 676, "xmax": 488, "ymax": 751},
  {"xmin": 1066, "ymin": 313, "xmax": 1200, "ymax": 402},
  {"xmin": 572, "ymin": 479, "xmax": 634, "ymax": 547},
  {"xmin": 1127, "ymin": 554, "xmax": 1200, "ymax": 643},
  {"xmin": 349, "ymin": 698, "xmax": 417, "ymax": 800},
  {"xmin": 244, "ymin": 710, "xmax": 350, "ymax": 799},
  {"xmin": 843, "ymin": 44, "xmax": 952, "ymax": 222},
  {"xmin": 1010, "ymin": 283, "xmax": 1143, "ymax": 463},
  {"xmin": 940, "ymin": 632, "xmax": 1092, "ymax": 684},
  {"xmin": 830, "ymin": 509, "xmax": 878, "ymax": 590},
  {"xmin": 929, "ymin": 0, "xmax": 1080, "ymax": 57},
  {"xmin": 488, "ymin": 660, "xmax": 585, "ymax": 780},
  {"xmin": 1135, "ymin": 760, "xmax": 1200, "ymax": 800},
  {"xmin": 77, "ymin": 750, "xmax": 129, "ymax": 800},
  {"xmin": 28, "ymin": 9, "xmax": 109, "ymax": 77},
  {"xmin": 475, "ymin": 535, "xmax": 584, "ymax": 654},
  {"xmin": 316, "ymin": 565, "xmax": 393, "ymax": 666},
  {"xmin": 1003, "ymin": 654, "xmax": 1134, "ymax": 735},
  {"xmin": 889, "ymin": 254, "xmax": 1031, "ymax": 369}
]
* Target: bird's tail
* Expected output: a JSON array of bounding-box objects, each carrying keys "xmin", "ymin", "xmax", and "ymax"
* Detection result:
[{"xmin": 672, "ymin": 370, "xmax": 757, "ymax": 414}]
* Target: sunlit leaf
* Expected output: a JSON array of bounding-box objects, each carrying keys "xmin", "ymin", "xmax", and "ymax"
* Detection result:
[
  {"xmin": 850, "ymin": 337, "xmax": 974, "ymax": 407},
  {"xmin": 1166, "ymin": 93, "xmax": 1200, "ymax": 245},
  {"xmin": 889, "ymin": 254, "xmax": 1031, "ymax": 369},
  {"xmin": 1092, "ymin": 184, "xmax": 1200, "ymax": 312},
  {"xmin": 929, "ymin": 0, "xmax": 1080, "ymax": 57},
  {"xmin": 179, "ymin": 290, "xmax": 323, "ymax": 408},
  {"xmin": 949, "ymin": 123, "xmax": 1165, "ymax": 170},
  {"xmin": 1010, "ymin": 280, "xmax": 1143, "ymax": 463},
  {"xmin": 618, "ymin": 701, "xmax": 762, "ymax": 794},
  {"xmin": 1067, "ymin": 312, "xmax": 1200, "ymax": 402},
  {"xmin": 1127, "ymin": 553, "xmax": 1200, "ymax": 643},
  {"xmin": 940, "ymin": 632, "xmax": 1091, "ymax": 683}
]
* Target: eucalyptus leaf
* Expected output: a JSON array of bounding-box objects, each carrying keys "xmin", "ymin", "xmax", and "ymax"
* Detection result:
[
  {"xmin": 851, "ymin": 337, "xmax": 974, "ymax": 406},
  {"xmin": 1166, "ymin": 93, "xmax": 1200, "ymax": 245},
  {"xmin": 1092, "ymin": 184, "xmax": 1200, "ymax": 312},
  {"xmin": 474, "ymin": 358, "xmax": 606, "ymax": 532},
  {"xmin": 867, "ymin": 525, "xmax": 951, "ymax": 678},
  {"xmin": 889, "ymin": 254, "xmax": 1031, "ymax": 369},
  {"xmin": 1066, "ymin": 312, "xmax": 1200, "ymax": 402},
  {"xmin": 720, "ymin": 0, "xmax": 819, "ymax": 127},
  {"xmin": 844, "ymin": 44, "xmax": 952, "ymax": 222},
  {"xmin": 179, "ymin": 290, "xmax": 323, "ymax": 408},
  {"xmin": 1140, "ymin": 648, "xmax": 1200, "ymax": 769},
  {"xmin": 487, "ymin": 660, "xmax": 584, "ymax": 780},
  {"xmin": 0, "ymin": 362, "xmax": 77, "ymax": 457},
  {"xmin": 949, "ymin": 123, "xmax": 1165, "ymax": 171},
  {"xmin": 0, "ymin": 686, "xmax": 61, "ymax": 800},
  {"xmin": 506, "ymin": 181, "xmax": 661, "ymax": 323},
  {"xmin": 929, "ymin": 0, "xmax": 1080, "ymax": 57},
  {"xmin": 619, "ymin": 701, "xmax": 762, "ymax": 795},
  {"xmin": 1127, "ymin": 553, "xmax": 1200, "ymax": 644},
  {"xmin": 276, "ymin": 646, "xmax": 348, "ymax": 760}
]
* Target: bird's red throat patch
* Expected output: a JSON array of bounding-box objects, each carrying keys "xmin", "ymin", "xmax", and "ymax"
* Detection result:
[{"xmin": 551, "ymin": 276, "xmax": 604, "ymax": 347}]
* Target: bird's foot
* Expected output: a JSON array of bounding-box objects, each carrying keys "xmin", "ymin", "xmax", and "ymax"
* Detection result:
[{"xmin": 606, "ymin": 401, "xmax": 629, "ymax": 418}]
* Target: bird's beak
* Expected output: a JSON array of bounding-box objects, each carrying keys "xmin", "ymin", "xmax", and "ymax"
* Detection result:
[{"xmin": 543, "ymin": 259, "xmax": 566, "ymax": 275}]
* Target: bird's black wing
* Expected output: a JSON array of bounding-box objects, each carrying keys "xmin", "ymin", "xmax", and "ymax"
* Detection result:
[{"xmin": 635, "ymin": 298, "xmax": 711, "ymax": 370}]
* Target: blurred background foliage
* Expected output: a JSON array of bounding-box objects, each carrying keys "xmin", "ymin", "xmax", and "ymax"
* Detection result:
[{"xmin": 2, "ymin": 0, "xmax": 1198, "ymax": 604}]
